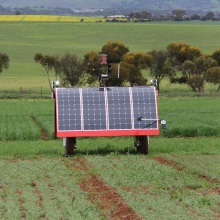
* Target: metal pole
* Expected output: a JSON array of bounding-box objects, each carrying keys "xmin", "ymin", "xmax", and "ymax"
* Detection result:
[
  {"xmin": 118, "ymin": 63, "xmax": 120, "ymax": 78},
  {"xmin": 64, "ymin": 137, "xmax": 76, "ymax": 156}
]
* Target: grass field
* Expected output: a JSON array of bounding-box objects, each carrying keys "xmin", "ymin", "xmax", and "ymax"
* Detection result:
[
  {"xmin": 0, "ymin": 96, "xmax": 220, "ymax": 219},
  {"xmin": 0, "ymin": 98, "xmax": 219, "ymax": 219},
  {"xmin": 0, "ymin": 17, "xmax": 219, "ymax": 219},
  {"xmin": 1, "ymin": 16, "xmax": 220, "ymax": 94},
  {"xmin": 0, "ymin": 97, "xmax": 219, "ymax": 141},
  {"xmin": 0, "ymin": 94, "xmax": 219, "ymax": 219},
  {"xmin": 0, "ymin": 137, "xmax": 219, "ymax": 219}
]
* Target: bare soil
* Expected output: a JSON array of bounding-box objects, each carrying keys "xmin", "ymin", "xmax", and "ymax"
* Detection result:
[
  {"xmin": 69, "ymin": 157, "xmax": 143, "ymax": 220},
  {"xmin": 31, "ymin": 115, "xmax": 49, "ymax": 140},
  {"xmin": 154, "ymin": 156, "xmax": 219, "ymax": 184}
]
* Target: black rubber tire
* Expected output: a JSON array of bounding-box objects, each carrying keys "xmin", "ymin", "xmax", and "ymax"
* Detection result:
[
  {"xmin": 136, "ymin": 136, "xmax": 149, "ymax": 154},
  {"xmin": 65, "ymin": 137, "xmax": 76, "ymax": 156}
]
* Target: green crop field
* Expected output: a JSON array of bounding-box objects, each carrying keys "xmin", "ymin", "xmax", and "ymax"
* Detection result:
[
  {"xmin": 0, "ymin": 98, "xmax": 219, "ymax": 219},
  {"xmin": 1, "ymin": 18, "xmax": 220, "ymax": 95},
  {"xmin": 0, "ymin": 97, "xmax": 219, "ymax": 141},
  {"xmin": 0, "ymin": 17, "xmax": 220, "ymax": 219}
]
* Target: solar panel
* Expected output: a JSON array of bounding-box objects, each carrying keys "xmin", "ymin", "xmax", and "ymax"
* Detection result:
[{"xmin": 55, "ymin": 86, "xmax": 159, "ymax": 137}]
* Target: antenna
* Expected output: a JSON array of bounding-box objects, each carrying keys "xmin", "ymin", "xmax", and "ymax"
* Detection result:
[
  {"xmin": 118, "ymin": 62, "xmax": 120, "ymax": 78},
  {"xmin": 99, "ymin": 54, "xmax": 111, "ymax": 88}
]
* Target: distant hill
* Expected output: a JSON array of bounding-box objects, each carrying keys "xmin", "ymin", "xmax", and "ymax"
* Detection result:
[{"xmin": 0, "ymin": 0, "xmax": 220, "ymax": 11}]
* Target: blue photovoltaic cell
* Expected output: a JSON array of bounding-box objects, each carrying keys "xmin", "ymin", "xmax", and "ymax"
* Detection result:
[
  {"xmin": 107, "ymin": 87, "xmax": 131, "ymax": 129},
  {"xmin": 56, "ymin": 86, "xmax": 158, "ymax": 132},
  {"xmin": 57, "ymin": 88, "xmax": 81, "ymax": 131},
  {"xmin": 132, "ymin": 87, "xmax": 157, "ymax": 129},
  {"xmin": 82, "ymin": 88, "xmax": 106, "ymax": 130}
]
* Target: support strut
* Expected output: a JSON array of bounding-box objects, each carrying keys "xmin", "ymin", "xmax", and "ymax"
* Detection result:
[
  {"xmin": 64, "ymin": 137, "xmax": 76, "ymax": 156},
  {"xmin": 134, "ymin": 136, "xmax": 149, "ymax": 154}
]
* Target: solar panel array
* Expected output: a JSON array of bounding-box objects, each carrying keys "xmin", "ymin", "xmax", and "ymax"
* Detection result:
[{"xmin": 55, "ymin": 86, "xmax": 159, "ymax": 137}]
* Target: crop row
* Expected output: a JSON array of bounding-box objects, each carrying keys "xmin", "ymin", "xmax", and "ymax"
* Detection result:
[
  {"xmin": 0, "ymin": 114, "xmax": 40, "ymax": 141},
  {"xmin": 0, "ymin": 97, "xmax": 219, "ymax": 141},
  {"xmin": 86, "ymin": 154, "xmax": 220, "ymax": 219},
  {"xmin": 159, "ymin": 97, "xmax": 220, "ymax": 137},
  {"xmin": 31, "ymin": 113, "xmax": 55, "ymax": 139},
  {"xmin": 0, "ymin": 153, "xmax": 219, "ymax": 219},
  {"xmin": 0, "ymin": 159, "xmax": 101, "ymax": 219},
  {"xmin": 0, "ymin": 99, "xmax": 54, "ymax": 141},
  {"xmin": 0, "ymin": 113, "xmax": 54, "ymax": 141}
]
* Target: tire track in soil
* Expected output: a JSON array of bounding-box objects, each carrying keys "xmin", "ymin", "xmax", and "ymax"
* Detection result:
[
  {"xmin": 154, "ymin": 156, "xmax": 219, "ymax": 184},
  {"xmin": 66, "ymin": 157, "xmax": 143, "ymax": 220},
  {"xmin": 16, "ymin": 189, "xmax": 26, "ymax": 219},
  {"xmin": 153, "ymin": 157, "xmax": 220, "ymax": 219},
  {"xmin": 31, "ymin": 181, "xmax": 43, "ymax": 208},
  {"xmin": 30, "ymin": 181, "xmax": 48, "ymax": 219},
  {"xmin": 0, "ymin": 184, "xmax": 7, "ymax": 217},
  {"xmin": 31, "ymin": 115, "xmax": 49, "ymax": 140}
]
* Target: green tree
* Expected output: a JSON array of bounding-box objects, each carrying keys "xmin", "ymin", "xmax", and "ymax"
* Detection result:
[
  {"xmin": 172, "ymin": 9, "xmax": 186, "ymax": 21},
  {"xmin": 100, "ymin": 40, "xmax": 129, "ymax": 63},
  {"xmin": 194, "ymin": 55, "xmax": 217, "ymax": 73},
  {"xmin": 34, "ymin": 53, "xmax": 56, "ymax": 91},
  {"xmin": 53, "ymin": 55, "xmax": 62, "ymax": 81},
  {"xmin": 187, "ymin": 75, "xmax": 205, "ymax": 94},
  {"xmin": 83, "ymin": 50, "xmax": 102, "ymax": 83},
  {"xmin": 211, "ymin": 49, "xmax": 220, "ymax": 66},
  {"xmin": 122, "ymin": 52, "xmax": 153, "ymax": 69},
  {"xmin": 0, "ymin": 53, "xmax": 9, "ymax": 74},
  {"xmin": 148, "ymin": 50, "xmax": 174, "ymax": 93},
  {"xmin": 107, "ymin": 62, "xmax": 130, "ymax": 86},
  {"xmin": 121, "ymin": 52, "xmax": 152, "ymax": 86},
  {"xmin": 185, "ymin": 56, "xmax": 217, "ymax": 93},
  {"xmin": 167, "ymin": 41, "xmax": 202, "ymax": 64},
  {"xmin": 176, "ymin": 60, "xmax": 196, "ymax": 79},
  {"xmin": 204, "ymin": 67, "xmax": 220, "ymax": 92},
  {"xmin": 203, "ymin": 11, "xmax": 214, "ymax": 20},
  {"xmin": 83, "ymin": 50, "xmax": 149, "ymax": 87},
  {"xmin": 141, "ymin": 11, "xmax": 152, "ymax": 20},
  {"xmin": 191, "ymin": 13, "xmax": 201, "ymax": 20},
  {"xmin": 107, "ymin": 62, "xmax": 147, "ymax": 87},
  {"xmin": 133, "ymin": 11, "xmax": 152, "ymax": 21},
  {"xmin": 59, "ymin": 53, "xmax": 84, "ymax": 87}
]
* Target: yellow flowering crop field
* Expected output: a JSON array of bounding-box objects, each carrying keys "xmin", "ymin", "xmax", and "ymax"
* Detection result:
[{"xmin": 0, "ymin": 15, "xmax": 105, "ymax": 22}]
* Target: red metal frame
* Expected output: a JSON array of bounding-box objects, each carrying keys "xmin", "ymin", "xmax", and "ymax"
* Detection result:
[{"xmin": 56, "ymin": 129, "xmax": 159, "ymax": 138}]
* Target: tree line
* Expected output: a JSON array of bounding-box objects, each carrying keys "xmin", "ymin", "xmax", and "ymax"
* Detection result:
[
  {"xmin": 126, "ymin": 10, "xmax": 220, "ymax": 22},
  {"xmin": 1, "ymin": 41, "xmax": 220, "ymax": 94},
  {"xmin": 1, "ymin": 4, "xmax": 220, "ymax": 22}
]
